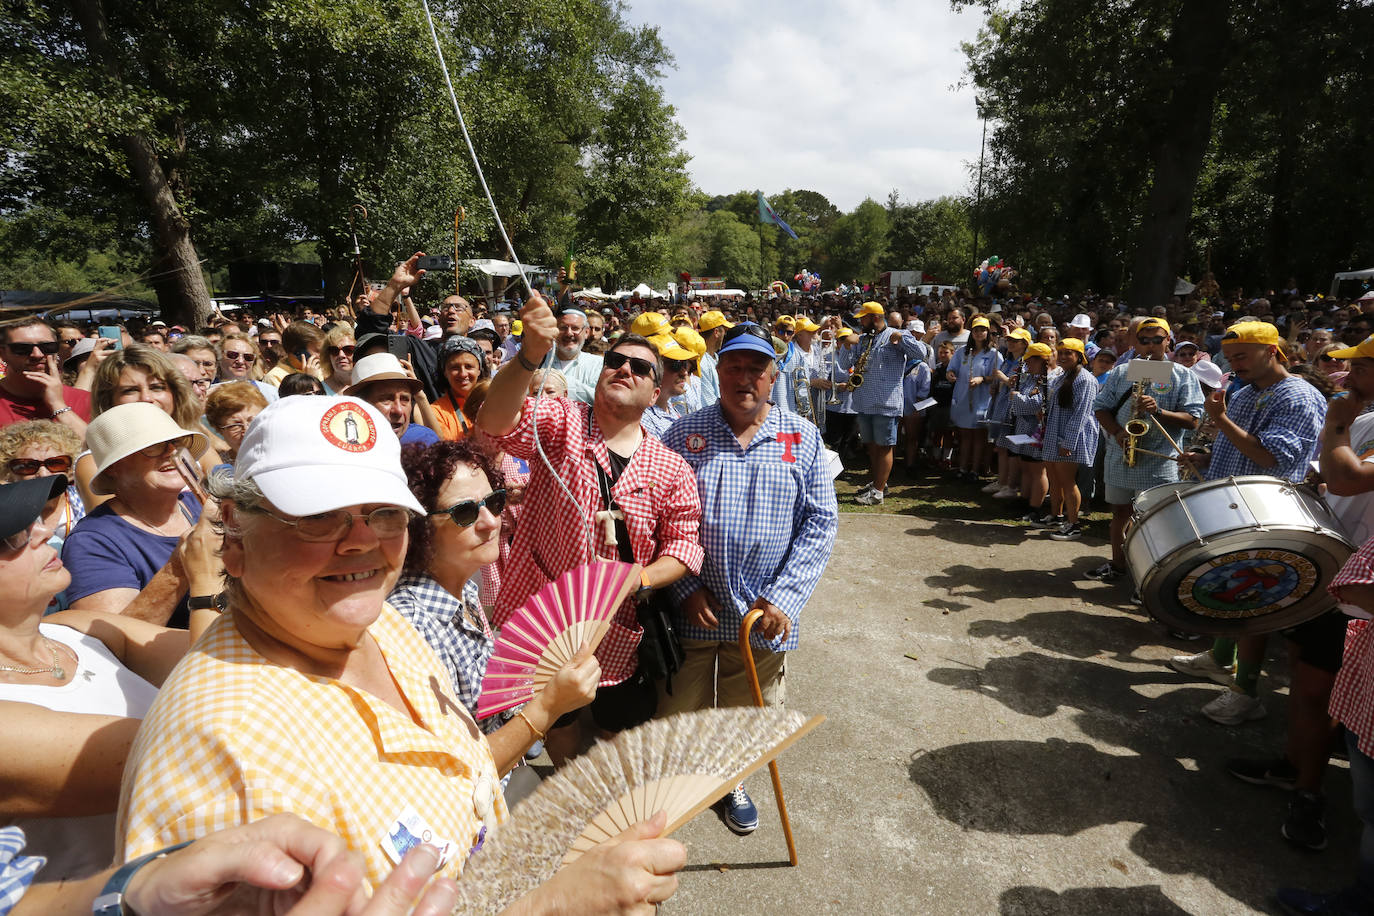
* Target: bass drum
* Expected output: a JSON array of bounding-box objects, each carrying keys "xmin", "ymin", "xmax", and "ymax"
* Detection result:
[{"xmin": 1124, "ymin": 476, "xmax": 1354, "ymax": 636}]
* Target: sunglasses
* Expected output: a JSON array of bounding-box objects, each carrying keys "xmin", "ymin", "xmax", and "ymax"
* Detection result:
[
  {"xmin": 327, "ymin": 345, "xmax": 356, "ymax": 357},
  {"xmin": 262, "ymin": 505, "xmax": 413, "ymax": 542},
  {"xmin": 137, "ymin": 439, "xmax": 189, "ymax": 460},
  {"xmin": 1320, "ymin": 353, "xmax": 1343, "ymax": 363},
  {"xmin": 430, "ymin": 489, "xmax": 507, "ymax": 527},
  {"xmin": 8, "ymin": 456, "xmax": 73, "ymax": 477},
  {"xmin": 604, "ymin": 350, "xmax": 658, "ymax": 380},
  {"xmin": 663, "ymin": 357, "xmax": 696, "ymax": 374},
  {"xmin": 1136, "ymin": 335, "xmax": 1167, "ymax": 345},
  {"xmin": 224, "ymin": 350, "xmax": 254, "ymax": 362},
  {"xmin": 6, "ymin": 341, "xmax": 60, "ymax": 356},
  {"xmin": 724, "ymin": 323, "xmax": 772, "ymax": 346}
]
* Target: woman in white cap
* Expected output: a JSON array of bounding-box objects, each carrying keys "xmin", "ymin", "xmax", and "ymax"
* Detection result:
[
  {"xmin": 117, "ymin": 395, "xmax": 685, "ymax": 909},
  {"xmin": 0, "ymin": 473, "xmax": 192, "ymax": 881},
  {"xmin": 62, "ymin": 402, "xmax": 222, "ymax": 630}
]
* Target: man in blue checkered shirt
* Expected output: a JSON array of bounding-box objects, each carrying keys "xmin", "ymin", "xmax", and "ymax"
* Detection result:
[{"xmin": 660, "ymin": 322, "xmax": 838, "ymax": 837}]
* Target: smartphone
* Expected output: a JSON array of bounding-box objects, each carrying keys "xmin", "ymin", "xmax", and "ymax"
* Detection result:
[
  {"xmin": 386, "ymin": 335, "xmax": 410, "ymax": 362},
  {"xmin": 97, "ymin": 326, "xmax": 123, "ymax": 351},
  {"xmin": 295, "ymin": 350, "xmax": 309, "ymax": 366},
  {"xmin": 417, "ymin": 255, "xmax": 454, "ymax": 271},
  {"xmin": 173, "ymin": 447, "xmax": 207, "ymax": 507}
]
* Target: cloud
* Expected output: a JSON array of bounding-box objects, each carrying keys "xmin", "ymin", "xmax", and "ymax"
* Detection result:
[{"xmin": 623, "ymin": 0, "xmax": 987, "ymax": 211}]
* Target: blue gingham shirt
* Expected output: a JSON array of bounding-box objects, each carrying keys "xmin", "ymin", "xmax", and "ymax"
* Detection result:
[
  {"xmin": 1206, "ymin": 375, "xmax": 1326, "ymax": 482},
  {"xmin": 842, "ymin": 327, "xmax": 931, "ymax": 416},
  {"xmin": 662, "ymin": 403, "xmax": 838, "ymax": 652},
  {"xmin": 0, "ymin": 828, "xmax": 41, "ymax": 916},
  {"xmin": 699, "ymin": 352, "xmax": 720, "ymax": 405},
  {"xmin": 1094, "ymin": 360, "xmax": 1205, "ymax": 490},
  {"xmin": 388, "ymin": 575, "xmax": 501, "ymax": 732},
  {"xmin": 641, "ymin": 403, "xmax": 682, "ymax": 439}
]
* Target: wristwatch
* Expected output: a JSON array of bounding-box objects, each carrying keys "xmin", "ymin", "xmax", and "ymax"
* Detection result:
[
  {"xmin": 92, "ymin": 841, "xmax": 192, "ymax": 915},
  {"xmin": 187, "ymin": 593, "xmax": 224, "ymax": 612}
]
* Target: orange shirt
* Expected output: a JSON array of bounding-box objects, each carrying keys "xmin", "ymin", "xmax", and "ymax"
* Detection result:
[{"xmin": 433, "ymin": 390, "xmax": 473, "ymax": 440}]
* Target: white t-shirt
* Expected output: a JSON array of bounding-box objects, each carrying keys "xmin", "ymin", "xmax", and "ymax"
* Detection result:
[
  {"xmin": 929, "ymin": 329, "xmax": 970, "ymax": 365},
  {"xmin": 0, "ymin": 623, "xmax": 159, "ymax": 880},
  {"xmin": 1324, "ymin": 411, "xmax": 1374, "ymax": 618}
]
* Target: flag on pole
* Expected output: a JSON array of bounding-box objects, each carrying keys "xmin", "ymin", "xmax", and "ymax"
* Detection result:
[{"xmin": 757, "ymin": 192, "xmax": 799, "ymax": 240}]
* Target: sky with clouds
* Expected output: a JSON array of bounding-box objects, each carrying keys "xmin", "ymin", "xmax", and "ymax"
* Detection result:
[{"xmin": 621, "ymin": 0, "xmax": 989, "ymax": 213}]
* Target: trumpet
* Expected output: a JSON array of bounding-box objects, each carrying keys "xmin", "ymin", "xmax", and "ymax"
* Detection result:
[{"xmin": 818, "ymin": 329, "xmax": 841, "ymax": 405}]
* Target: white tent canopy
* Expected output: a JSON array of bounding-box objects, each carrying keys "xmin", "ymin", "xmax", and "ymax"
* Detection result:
[
  {"xmin": 1332, "ymin": 268, "xmax": 1374, "ymax": 297},
  {"xmin": 572, "ymin": 286, "xmax": 612, "ymax": 300},
  {"xmin": 686, "ymin": 288, "xmax": 746, "ymax": 298},
  {"xmin": 614, "ymin": 283, "xmax": 667, "ymax": 299},
  {"xmin": 462, "ymin": 258, "xmax": 546, "ymax": 278}
]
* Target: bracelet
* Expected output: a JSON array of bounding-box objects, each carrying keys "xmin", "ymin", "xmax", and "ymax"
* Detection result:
[
  {"xmin": 517, "ymin": 351, "xmax": 539, "ymax": 373},
  {"xmin": 639, "ymin": 568, "xmax": 652, "ymax": 591},
  {"xmin": 516, "ymin": 710, "xmax": 545, "ymax": 742},
  {"xmin": 50, "ymin": 406, "xmax": 73, "ymax": 418}
]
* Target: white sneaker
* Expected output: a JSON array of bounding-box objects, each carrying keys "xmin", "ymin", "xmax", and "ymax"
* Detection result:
[
  {"xmin": 1202, "ymin": 689, "xmax": 1266, "ymax": 725},
  {"xmin": 993, "ymin": 486, "xmax": 1019, "ymax": 499},
  {"xmin": 1168, "ymin": 650, "xmax": 1235, "ymax": 687},
  {"xmin": 855, "ymin": 488, "xmax": 885, "ymax": 506},
  {"xmin": 981, "ymin": 480, "xmax": 1002, "ymax": 494},
  {"xmin": 856, "ymin": 482, "xmax": 876, "ymax": 497}
]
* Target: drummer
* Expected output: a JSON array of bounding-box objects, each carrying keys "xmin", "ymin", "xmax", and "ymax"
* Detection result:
[
  {"xmin": 1086, "ymin": 318, "xmax": 1204, "ymax": 586},
  {"xmin": 1168, "ymin": 322, "xmax": 1328, "ymax": 730}
]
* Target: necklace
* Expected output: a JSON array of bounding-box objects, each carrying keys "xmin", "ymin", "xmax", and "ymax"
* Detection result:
[
  {"xmin": 115, "ymin": 499, "xmax": 187, "ymax": 537},
  {"xmin": 0, "ymin": 637, "xmax": 66, "ymax": 678}
]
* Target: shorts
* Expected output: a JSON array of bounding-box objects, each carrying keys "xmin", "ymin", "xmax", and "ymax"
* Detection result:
[
  {"xmin": 857, "ymin": 412, "xmax": 899, "ymax": 446},
  {"xmin": 1105, "ymin": 483, "xmax": 1146, "ymax": 506},
  {"xmin": 1282, "ymin": 610, "xmax": 1348, "ymax": 674}
]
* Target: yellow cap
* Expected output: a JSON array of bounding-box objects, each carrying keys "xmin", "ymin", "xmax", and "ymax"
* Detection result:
[
  {"xmin": 652, "ymin": 334, "xmax": 697, "ymax": 363},
  {"xmin": 631, "ymin": 312, "xmax": 670, "ymax": 338},
  {"xmin": 837, "ymin": 327, "xmax": 858, "ymax": 341},
  {"xmin": 852, "ymin": 301, "xmax": 885, "ymax": 318},
  {"xmin": 1328, "ymin": 333, "xmax": 1374, "ymax": 360},
  {"xmin": 511, "ymin": 319, "xmax": 523, "ymax": 336},
  {"xmin": 794, "ymin": 315, "xmax": 821, "ymax": 332},
  {"xmin": 970, "ymin": 316, "xmax": 991, "ymax": 330},
  {"xmin": 698, "ymin": 310, "xmax": 734, "ymax": 332},
  {"xmin": 1026, "ymin": 342, "xmax": 1053, "ymax": 360},
  {"xmin": 774, "ymin": 315, "xmax": 796, "ymax": 330},
  {"xmin": 1058, "ymin": 338, "xmax": 1086, "ymax": 356},
  {"xmin": 1137, "ymin": 317, "xmax": 1171, "ymax": 336},
  {"xmin": 1007, "ymin": 327, "xmax": 1032, "ymax": 343},
  {"xmin": 1221, "ymin": 321, "xmax": 1286, "ymax": 357}
]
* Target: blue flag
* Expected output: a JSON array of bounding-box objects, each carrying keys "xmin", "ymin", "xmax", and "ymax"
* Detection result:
[{"xmin": 757, "ymin": 192, "xmax": 799, "ymax": 240}]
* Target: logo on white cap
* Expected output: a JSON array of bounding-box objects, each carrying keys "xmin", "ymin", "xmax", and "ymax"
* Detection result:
[{"xmin": 320, "ymin": 401, "xmax": 377, "ymax": 453}]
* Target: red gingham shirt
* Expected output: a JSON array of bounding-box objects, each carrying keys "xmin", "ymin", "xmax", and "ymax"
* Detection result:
[
  {"xmin": 485, "ymin": 396, "xmax": 704, "ymax": 685},
  {"xmin": 1328, "ymin": 539, "xmax": 1374, "ymax": 756}
]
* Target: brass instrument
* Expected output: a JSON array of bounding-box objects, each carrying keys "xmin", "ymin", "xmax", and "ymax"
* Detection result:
[
  {"xmin": 793, "ymin": 365, "xmax": 812, "ymax": 419},
  {"xmin": 848, "ymin": 332, "xmax": 876, "ymax": 389},
  {"xmin": 1123, "ymin": 379, "xmax": 1151, "ymax": 467},
  {"xmin": 818, "ymin": 329, "xmax": 841, "ymax": 405}
]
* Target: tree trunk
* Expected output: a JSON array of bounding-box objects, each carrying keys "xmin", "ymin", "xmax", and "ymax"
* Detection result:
[
  {"xmin": 66, "ymin": 0, "xmax": 211, "ymax": 328},
  {"xmin": 1126, "ymin": 0, "xmax": 1232, "ymax": 309}
]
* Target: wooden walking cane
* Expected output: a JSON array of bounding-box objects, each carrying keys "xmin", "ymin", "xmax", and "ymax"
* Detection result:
[{"xmin": 739, "ymin": 608, "xmax": 800, "ymax": 866}]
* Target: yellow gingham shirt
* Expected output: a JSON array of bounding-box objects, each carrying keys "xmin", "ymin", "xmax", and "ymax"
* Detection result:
[{"xmin": 115, "ymin": 603, "xmax": 507, "ymax": 886}]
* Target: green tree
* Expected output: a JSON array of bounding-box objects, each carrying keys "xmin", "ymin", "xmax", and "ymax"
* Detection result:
[
  {"xmin": 825, "ymin": 198, "xmax": 889, "ymax": 284},
  {"xmin": 886, "ymin": 195, "xmax": 975, "ymax": 285},
  {"xmin": 705, "ymin": 210, "xmax": 762, "ymax": 289}
]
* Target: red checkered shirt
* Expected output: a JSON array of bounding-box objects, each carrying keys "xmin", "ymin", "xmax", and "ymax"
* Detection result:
[
  {"xmin": 484, "ymin": 396, "xmax": 704, "ymax": 685},
  {"xmin": 1328, "ymin": 538, "xmax": 1374, "ymax": 756}
]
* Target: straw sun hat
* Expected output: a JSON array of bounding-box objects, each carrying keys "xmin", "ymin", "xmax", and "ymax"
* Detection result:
[{"xmin": 86, "ymin": 402, "xmax": 208, "ymax": 495}]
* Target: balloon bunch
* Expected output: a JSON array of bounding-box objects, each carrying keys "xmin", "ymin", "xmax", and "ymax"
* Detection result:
[
  {"xmin": 794, "ymin": 268, "xmax": 822, "ymax": 292},
  {"xmin": 974, "ymin": 255, "xmax": 1016, "ymax": 296}
]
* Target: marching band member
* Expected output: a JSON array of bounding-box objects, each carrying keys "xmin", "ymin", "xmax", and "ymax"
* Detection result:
[
  {"xmin": 695, "ymin": 310, "xmax": 734, "ymax": 406},
  {"xmin": 1040, "ymin": 339, "xmax": 1099, "ymax": 541},
  {"xmin": 643, "ymin": 336, "xmax": 698, "ymax": 438},
  {"xmin": 986, "ymin": 327, "xmax": 1032, "ymax": 498},
  {"xmin": 949, "ymin": 316, "xmax": 1002, "ymax": 484},
  {"xmin": 844, "ymin": 302, "xmax": 930, "ymax": 506},
  {"xmin": 1007, "ymin": 342, "xmax": 1057, "ymax": 524},
  {"xmin": 1087, "ymin": 318, "xmax": 1203, "ymax": 583}
]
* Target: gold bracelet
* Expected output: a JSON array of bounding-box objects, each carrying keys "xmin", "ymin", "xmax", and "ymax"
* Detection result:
[{"xmin": 516, "ymin": 710, "xmax": 545, "ymax": 742}]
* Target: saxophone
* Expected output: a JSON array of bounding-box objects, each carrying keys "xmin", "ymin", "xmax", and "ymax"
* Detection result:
[
  {"xmin": 847, "ymin": 332, "xmax": 876, "ymax": 389},
  {"xmin": 1123, "ymin": 379, "xmax": 1151, "ymax": 467}
]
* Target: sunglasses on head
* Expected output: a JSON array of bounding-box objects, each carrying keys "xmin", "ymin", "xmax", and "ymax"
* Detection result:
[
  {"xmin": 6, "ymin": 341, "xmax": 60, "ymax": 356},
  {"xmin": 430, "ymin": 489, "xmax": 507, "ymax": 527},
  {"xmin": 603, "ymin": 350, "xmax": 658, "ymax": 380},
  {"xmin": 8, "ymin": 456, "xmax": 73, "ymax": 477},
  {"xmin": 723, "ymin": 323, "xmax": 771, "ymax": 346}
]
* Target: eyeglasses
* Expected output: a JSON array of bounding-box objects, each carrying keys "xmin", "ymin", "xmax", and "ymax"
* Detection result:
[
  {"xmin": 1320, "ymin": 353, "xmax": 1343, "ymax": 363},
  {"xmin": 1137, "ymin": 336, "xmax": 1167, "ymax": 345},
  {"xmin": 137, "ymin": 439, "xmax": 188, "ymax": 460},
  {"xmin": 8, "ymin": 456, "xmax": 73, "ymax": 477},
  {"xmin": 327, "ymin": 345, "xmax": 356, "ymax": 357},
  {"xmin": 1, "ymin": 520, "xmax": 55, "ymax": 553},
  {"xmin": 6, "ymin": 341, "xmax": 60, "ymax": 357},
  {"xmin": 261, "ymin": 505, "xmax": 413, "ymax": 542},
  {"xmin": 190, "ymin": 378, "xmax": 211, "ymax": 390},
  {"xmin": 430, "ymin": 489, "xmax": 506, "ymax": 527},
  {"xmin": 663, "ymin": 357, "xmax": 696, "ymax": 374},
  {"xmin": 224, "ymin": 350, "xmax": 254, "ymax": 362},
  {"xmin": 258, "ymin": 339, "xmax": 281, "ymax": 348},
  {"xmin": 603, "ymin": 350, "xmax": 658, "ymax": 381},
  {"xmin": 217, "ymin": 418, "xmax": 256, "ymax": 435}
]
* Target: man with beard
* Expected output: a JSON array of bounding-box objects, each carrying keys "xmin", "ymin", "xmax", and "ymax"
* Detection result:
[
  {"xmin": 547, "ymin": 307, "xmax": 604, "ymax": 404},
  {"xmin": 659, "ymin": 322, "xmax": 837, "ymax": 836},
  {"xmin": 844, "ymin": 302, "xmax": 930, "ymax": 506},
  {"xmin": 477, "ymin": 294, "xmax": 703, "ymax": 764}
]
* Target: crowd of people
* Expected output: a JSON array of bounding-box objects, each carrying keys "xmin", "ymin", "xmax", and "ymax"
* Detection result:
[{"xmin": 3, "ymin": 248, "xmax": 1374, "ymax": 913}]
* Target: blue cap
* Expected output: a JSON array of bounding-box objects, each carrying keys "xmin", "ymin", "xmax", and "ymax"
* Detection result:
[{"xmin": 717, "ymin": 322, "xmax": 777, "ymax": 360}]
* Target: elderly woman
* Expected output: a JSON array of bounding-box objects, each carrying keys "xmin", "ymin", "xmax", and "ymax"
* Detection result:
[
  {"xmin": 116, "ymin": 396, "xmax": 680, "ymax": 906},
  {"xmin": 216, "ymin": 332, "xmax": 278, "ymax": 402},
  {"xmin": 76, "ymin": 344, "xmax": 222, "ymax": 507},
  {"xmin": 431, "ymin": 335, "xmax": 490, "ymax": 440},
  {"xmin": 204, "ymin": 381, "xmax": 269, "ymax": 462},
  {"xmin": 0, "ymin": 474, "xmax": 191, "ymax": 881},
  {"xmin": 392, "ymin": 439, "xmax": 597, "ymax": 785},
  {"xmin": 62, "ymin": 403, "xmax": 221, "ymax": 630},
  {"xmin": 322, "ymin": 324, "xmax": 357, "ymax": 395},
  {"xmin": 0, "ymin": 421, "xmax": 86, "ymax": 610}
]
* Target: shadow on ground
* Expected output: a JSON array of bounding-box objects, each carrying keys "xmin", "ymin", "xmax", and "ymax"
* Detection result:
[{"xmin": 999, "ymin": 884, "xmax": 1193, "ymax": 915}]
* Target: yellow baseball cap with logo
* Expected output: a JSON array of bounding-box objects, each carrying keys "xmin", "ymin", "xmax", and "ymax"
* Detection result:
[
  {"xmin": 774, "ymin": 315, "xmax": 796, "ymax": 330},
  {"xmin": 631, "ymin": 311, "xmax": 670, "ymax": 338},
  {"xmin": 852, "ymin": 301, "xmax": 885, "ymax": 318},
  {"xmin": 1007, "ymin": 327, "xmax": 1032, "ymax": 343},
  {"xmin": 1327, "ymin": 333, "xmax": 1374, "ymax": 360},
  {"xmin": 1058, "ymin": 338, "xmax": 1086, "ymax": 356},
  {"xmin": 970, "ymin": 316, "xmax": 991, "ymax": 330}
]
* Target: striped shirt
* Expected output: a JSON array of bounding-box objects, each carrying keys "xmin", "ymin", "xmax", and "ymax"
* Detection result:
[{"xmin": 0, "ymin": 828, "xmax": 41, "ymax": 916}]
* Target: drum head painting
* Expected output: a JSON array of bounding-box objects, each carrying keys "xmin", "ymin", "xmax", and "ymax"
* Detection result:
[{"xmin": 1179, "ymin": 550, "xmax": 1320, "ymax": 620}]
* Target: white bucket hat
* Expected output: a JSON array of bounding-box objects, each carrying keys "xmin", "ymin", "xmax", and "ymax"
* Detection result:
[
  {"xmin": 87, "ymin": 402, "xmax": 208, "ymax": 495},
  {"xmin": 231, "ymin": 395, "xmax": 423, "ymax": 517},
  {"xmin": 344, "ymin": 353, "xmax": 422, "ymax": 397}
]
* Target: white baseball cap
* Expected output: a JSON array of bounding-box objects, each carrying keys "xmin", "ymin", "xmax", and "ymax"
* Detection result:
[
  {"xmin": 1070, "ymin": 313, "xmax": 1093, "ymax": 329},
  {"xmin": 232, "ymin": 395, "xmax": 423, "ymax": 517}
]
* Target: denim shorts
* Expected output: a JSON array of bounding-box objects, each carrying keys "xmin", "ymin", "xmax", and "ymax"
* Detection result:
[{"xmin": 857, "ymin": 412, "xmax": 899, "ymax": 446}]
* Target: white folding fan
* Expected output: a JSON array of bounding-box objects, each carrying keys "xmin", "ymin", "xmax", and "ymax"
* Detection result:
[
  {"xmin": 451, "ymin": 707, "xmax": 824, "ymax": 913},
  {"xmin": 476, "ymin": 560, "xmax": 640, "ymax": 719}
]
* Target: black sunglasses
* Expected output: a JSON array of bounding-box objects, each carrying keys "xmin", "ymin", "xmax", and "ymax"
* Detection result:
[
  {"xmin": 6, "ymin": 341, "xmax": 60, "ymax": 356},
  {"xmin": 663, "ymin": 357, "xmax": 696, "ymax": 374},
  {"xmin": 8, "ymin": 456, "xmax": 73, "ymax": 477},
  {"xmin": 430, "ymin": 489, "xmax": 507, "ymax": 527},
  {"xmin": 604, "ymin": 350, "xmax": 658, "ymax": 381},
  {"xmin": 723, "ymin": 323, "xmax": 771, "ymax": 346},
  {"xmin": 1136, "ymin": 335, "xmax": 1167, "ymax": 345}
]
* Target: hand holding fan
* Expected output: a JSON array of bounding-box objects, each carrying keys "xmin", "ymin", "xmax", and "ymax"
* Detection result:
[
  {"xmin": 451, "ymin": 707, "xmax": 824, "ymax": 914},
  {"xmin": 476, "ymin": 560, "xmax": 640, "ymax": 719}
]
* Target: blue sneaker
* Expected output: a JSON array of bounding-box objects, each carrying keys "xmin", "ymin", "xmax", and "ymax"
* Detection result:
[
  {"xmin": 719, "ymin": 784, "xmax": 758, "ymax": 835},
  {"xmin": 1276, "ymin": 886, "xmax": 1371, "ymax": 915}
]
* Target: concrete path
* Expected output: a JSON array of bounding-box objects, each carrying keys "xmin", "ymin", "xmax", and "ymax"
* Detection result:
[{"xmin": 658, "ymin": 513, "xmax": 1353, "ymax": 915}]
